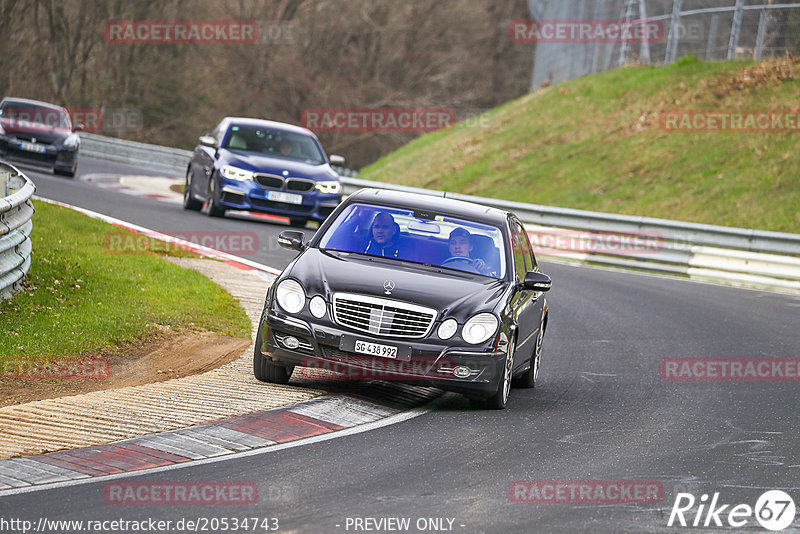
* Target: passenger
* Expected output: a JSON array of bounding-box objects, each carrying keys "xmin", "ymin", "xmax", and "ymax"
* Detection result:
[
  {"xmin": 447, "ymin": 227, "xmax": 492, "ymax": 275},
  {"xmin": 365, "ymin": 212, "xmax": 402, "ymax": 257}
]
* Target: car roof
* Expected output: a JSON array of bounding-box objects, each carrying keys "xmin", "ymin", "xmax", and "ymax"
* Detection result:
[
  {"xmin": 347, "ymin": 188, "xmax": 511, "ymax": 226},
  {"xmin": 0, "ymin": 97, "xmax": 67, "ymax": 112},
  {"xmin": 221, "ymin": 117, "xmax": 317, "ymax": 137}
]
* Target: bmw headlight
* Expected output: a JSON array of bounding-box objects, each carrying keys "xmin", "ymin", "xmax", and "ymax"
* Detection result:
[
  {"xmin": 276, "ymin": 279, "xmax": 306, "ymax": 314},
  {"xmin": 314, "ymin": 181, "xmax": 341, "ymax": 194},
  {"xmin": 437, "ymin": 318, "xmax": 458, "ymax": 340},
  {"xmin": 63, "ymin": 133, "xmax": 79, "ymax": 149},
  {"xmin": 462, "ymin": 313, "xmax": 498, "ymax": 345},
  {"xmin": 221, "ymin": 166, "xmax": 254, "ymax": 181}
]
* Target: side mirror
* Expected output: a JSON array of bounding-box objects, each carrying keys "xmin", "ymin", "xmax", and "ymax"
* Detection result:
[
  {"xmin": 73, "ymin": 124, "xmax": 84, "ymax": 132},
  {"xmin": 329, "ymin": 154, "xmax": 345, "ymax": 166},
  {"xmin": 199, "ymin": 135, "xmax": 216, "ymax": 148},
  {"xmin": 278, "ymin": 230, "xmax": 306, "ymax": 252},
  {"xmin": 522, "ymin": 271, "xmax": 551, "ymax": 292}
]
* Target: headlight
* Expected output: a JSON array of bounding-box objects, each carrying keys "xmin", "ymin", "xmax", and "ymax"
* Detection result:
[
  {"xmin": 63, "ymin": 134, "xmax": 79, "ymax": 149},
  {"xmin": 309, "ymin": 296, "xmax": 326, "ymax": 318},
  {"xmin": 437, "ymin": 318, "xmax": 458, "ymax": 340},
  {"xmin": 314, "ymin": 181, "xmax": 341, "ymax": 194},
  {"xmin": 221, "ymin": 166, "xmax": 254, "ymax": 181},
  {"xmin": 275, "ymin": 279, "xmax": 306, "ymax": 314},
  {"xmin": 462, "ymin": 313, "xmax": 498, "ymax": 345}
]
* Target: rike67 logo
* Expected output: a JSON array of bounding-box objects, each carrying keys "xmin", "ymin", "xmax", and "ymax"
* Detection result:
[{"xmin": 668, "ymin": 490, "xmax": 796, "ymax": 531}]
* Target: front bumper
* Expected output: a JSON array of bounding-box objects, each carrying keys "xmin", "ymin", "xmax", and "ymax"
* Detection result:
[
  {"xmin": 260, "ymin": 310, "xmax": 506, "ymax": 397},
  {"xmin": 217, "ymin": 179, "xmax": 340, "ymax": 222},
  {"xmin": 0, "ymin": 137, "xmax": 77, "ymax": 171}
]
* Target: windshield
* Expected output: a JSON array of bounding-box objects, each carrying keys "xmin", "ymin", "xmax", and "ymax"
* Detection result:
[
  {"xmin": 318, "ymin": 202, "xmax": 506, "ymax": 279},
  {"xmin": 0, "ymin": 102, "xmax": 71, "ymax": 131},
  {"xmin": 222, "ymin": 124, "xmax": 325, "ymax": 165}
]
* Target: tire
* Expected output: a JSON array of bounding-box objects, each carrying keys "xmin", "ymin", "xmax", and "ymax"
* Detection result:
[
  {"xmin": 476, "ymin": 337, "xmax": 515, "ymax": 410},
  {"xmin": 512, "ymin": 318, "xmax": 544, "ymax": 389},
  {"xmin": 253, "ymin": 320, "xmax": 293, "ymax": 384},
  {"xmin": 205, "ymin": 177, "xmax": 225, "ymax": 218},
  {"xmin": 53, "ymin": 167, "xmax": 75, "ymax": 178},
  {"xmin": 183, "ymin": 169, "xmax": 202, "ymax": 211},
  {"xmin": 289, "ymin": 217, "xmax": 308, "ymax": 228}
]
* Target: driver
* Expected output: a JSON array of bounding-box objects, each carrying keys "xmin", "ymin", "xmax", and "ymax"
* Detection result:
[
  {"xmin": 365, "ymin": 212, "xmax": 402, "ymax": 257},
  {"xmin": 279, "ymin": 140, "xmax": 295, "ymax": 156},
  {"xmin": 447, "ymin": 227, "xmax": 492, "ymax": 275}
]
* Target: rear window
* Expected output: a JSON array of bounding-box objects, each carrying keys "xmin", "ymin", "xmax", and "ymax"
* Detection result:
[{"xmin": 318, "ymin": 202, "xmax": 506, "ymax": 279}]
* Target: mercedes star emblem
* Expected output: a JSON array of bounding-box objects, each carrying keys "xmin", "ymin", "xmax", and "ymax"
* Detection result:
[{"xmin": 383, "ymin": 280, "xmax": 395, "ymax": 295}]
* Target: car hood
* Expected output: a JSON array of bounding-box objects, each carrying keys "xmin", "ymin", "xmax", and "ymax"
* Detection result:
[
  {"xmin": 221, "ymin": 151, "xmax": 337, "ymax": 180},
  {"xmin": 287, "ymin": 248, "xmax": 509, "ymax": 320}
]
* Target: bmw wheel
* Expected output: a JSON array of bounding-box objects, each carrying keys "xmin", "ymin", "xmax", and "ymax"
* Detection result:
[{"xmin": 183, "ymin": 169, "xmax": 203, "ymax": 211}]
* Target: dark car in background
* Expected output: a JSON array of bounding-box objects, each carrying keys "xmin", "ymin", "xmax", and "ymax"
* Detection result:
[
  {"xmin": 0, "ymin": 97, "xmax": 82, "ymax": 177},
  {"xmin": 254, "ymin": 188, "xmax": 552, "ymax": 409},
  {"xmin": 184, "ymin": 117, "xmax": 343, "ymax": 227}
]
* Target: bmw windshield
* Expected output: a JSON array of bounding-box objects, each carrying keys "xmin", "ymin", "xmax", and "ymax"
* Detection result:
[
  {"xmin": 223, "ymin": 124, "xmax": 326, "ymax": 165},
  {"xmin": 318, "ymin": 202, "xmax": 507, "ymax": 279}
]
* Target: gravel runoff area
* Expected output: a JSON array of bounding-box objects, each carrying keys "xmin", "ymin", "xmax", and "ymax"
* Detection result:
[{"xmin": 0, "ymin": 258, "xmax": 327, "ymax": 459}]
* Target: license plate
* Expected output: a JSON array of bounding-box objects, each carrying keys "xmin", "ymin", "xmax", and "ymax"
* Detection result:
[
  {"xmin": 354, "ymin": 340, "xmax": 398, "ymax": 359},
  {"xmin": 267, "ymin": 191, "xmax": 303, "ymax": 205},
  {"xmin": 19, "ymin": 141, "xmax": 46, "ymax": 154}
]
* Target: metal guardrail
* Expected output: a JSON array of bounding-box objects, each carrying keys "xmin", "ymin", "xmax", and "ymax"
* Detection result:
[
  {"xmin": 79, "ymin": 133, "xmax": 800, "ymax": 294},
  {"xmin": 0, "ymin": 161, "xmax": 35, "ymax": 301}
]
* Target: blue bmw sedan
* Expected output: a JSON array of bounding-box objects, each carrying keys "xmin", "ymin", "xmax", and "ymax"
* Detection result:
[{"xmin": 184, "ymin": 117, "xmax": 343, "ymax": 226}]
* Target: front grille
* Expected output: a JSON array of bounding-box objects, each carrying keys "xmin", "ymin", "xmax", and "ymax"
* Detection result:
[
  {"xmin": 286, "ymin": 178, "xmax": 314, "ymax": 192},
  {"xmin": 250, "ymin": 198, "xmax": 314, "ymax": 212},
  {"xmin": 332, "ymin": 293, "xmax": 436, "ymax": 339},
  {"xmin": 254, "ymin": 173, "xmax": 284, "ymax": 189}
]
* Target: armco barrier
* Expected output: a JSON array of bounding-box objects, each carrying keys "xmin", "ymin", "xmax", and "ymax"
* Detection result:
[
  {"xmin": 78, "ymin": 133, "xmax": 800, "ymax": 294},
  {"xmin": 0, "ymin": 161, "xmax": 35, "ymax": 300}
]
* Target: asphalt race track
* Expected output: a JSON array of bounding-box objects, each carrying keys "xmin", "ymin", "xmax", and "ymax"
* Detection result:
[{"xmin": 2, "ymin": 157, "xmax": 799, "ymax": 533}]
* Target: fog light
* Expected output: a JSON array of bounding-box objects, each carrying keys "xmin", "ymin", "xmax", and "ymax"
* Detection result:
[
  {"xmin": 453, "ymin": 366, "xmax": 471, "ymax": 378},
  {"xmin": 283, "ymin": 336, "xmax": 300, "ymax": 350}
]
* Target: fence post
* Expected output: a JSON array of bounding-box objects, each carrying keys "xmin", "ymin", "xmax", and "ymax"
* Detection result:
[
  {"xmin": 728, "ymin": 0, "xmax": 745, "ymax": 59},
  {"xmin": 638, "ymin": 0, "xmax": 651, "ymax": 63},
  {"xmin": 755, "ymin": 8, "xmax": 768, "ymax": 60},
  {"xmin": 665, "ymin": 0, "xmax": 683, "ymax": 64},
  {"xmin": 706, "ymin": 14, "xmax": 720, "ymax": 61},
  {"xmin": 618, "ymin": 0, "xmax": 635, "ymax": 66}
]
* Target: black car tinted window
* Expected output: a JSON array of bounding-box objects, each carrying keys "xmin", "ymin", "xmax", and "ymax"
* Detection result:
[
  {"xmin": 0, "ymin": 102, "xmax": 71, "ymax": 130},
  {"xmin": 319, "ymin": 202, "xmax": 507, "ymax": 279}
]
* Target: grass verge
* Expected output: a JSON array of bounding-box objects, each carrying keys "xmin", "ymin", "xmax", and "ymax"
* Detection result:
[
  {"xmin": 357, "ymin": 56, "xmax": 800, "ymax": 233},
  {"xmin": 1, "ymin": 201, "xmax": 251, "ymax": 361}
]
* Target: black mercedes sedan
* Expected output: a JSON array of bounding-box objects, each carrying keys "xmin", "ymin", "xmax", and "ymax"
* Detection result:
[
  {"xmin": 184, "ymin": 117, "xmax": 343, "ymax": 227},
  {"xmin": 0, "ymin": 97, "xmax": 82, "ymax": 177},
  {"xmin": 254, "ymin": 188, "xmax": 552, "ymax": 409}
]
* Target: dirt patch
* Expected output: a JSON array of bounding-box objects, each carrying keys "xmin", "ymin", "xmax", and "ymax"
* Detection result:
[{"xmin": 0, "ymin": 332, "xmax": 252, "ymax": 408}]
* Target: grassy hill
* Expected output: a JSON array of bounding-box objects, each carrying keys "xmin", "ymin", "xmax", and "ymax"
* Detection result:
[{"xmin": 357, "ymin": 55, "xmax": 800, "ymax": 233}]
